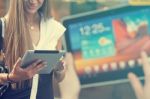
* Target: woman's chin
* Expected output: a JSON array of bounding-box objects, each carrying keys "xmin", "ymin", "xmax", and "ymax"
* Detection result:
[{"xmin": 26, "ymin": 9, "xmax": 37, "ymax": 15}]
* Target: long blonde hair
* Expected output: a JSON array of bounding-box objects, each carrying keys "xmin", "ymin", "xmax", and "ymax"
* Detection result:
[
  {"xmin": 5, "ymin": 0, "xmax": 51, "ymax": 71},
  {"xmin": 4, "ymin": 0, "xmax": 51, "ymax": 88}
]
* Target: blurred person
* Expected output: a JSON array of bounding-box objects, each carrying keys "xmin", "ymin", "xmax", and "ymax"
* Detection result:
[
  {"xmin": 60, "ymin": 52, "xmax": 150, "ymax": 99},
  {"xmin": 0, "ymin": 0, "xmax": 66, "ymax": 99}
]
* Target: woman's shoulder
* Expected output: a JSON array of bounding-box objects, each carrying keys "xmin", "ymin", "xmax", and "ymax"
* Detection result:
[
  {"xmin": 46, "ymin": 18, "xmax": 66, "ymax": 33},
  {"xmin": 43, "ymin": 18, "xmax": 66, "ymax": 40},
  {"xmin": 47, "ymin": 18, "xmax": 65, "ymax": 28}
]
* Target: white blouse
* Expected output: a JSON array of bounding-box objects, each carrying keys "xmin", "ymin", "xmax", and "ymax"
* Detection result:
[
  {"xmin": 29, "ymin": 17, "xmax": 66, "ymax": 99},
  {"xmin": 33, "ymin": 17, "xmax": 66, "ymax": 50}
]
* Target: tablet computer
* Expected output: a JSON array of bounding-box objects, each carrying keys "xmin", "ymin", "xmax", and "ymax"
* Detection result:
[
  {"xmin": 21, "ymin": 50, "xmax": 65, "ymax": 74},
  {"xmin": 63, "ymin": 6, "xmax": 150, "ymax": 88}
]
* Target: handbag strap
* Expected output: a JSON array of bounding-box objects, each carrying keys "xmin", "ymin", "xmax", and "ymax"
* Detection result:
[
  {"xmin": 0, "ymin": 19, "xmax": 3, "ymax": 51},
  {"xmin": 0, "ymin": 18, "xmax": 5, "ymax": 38}
]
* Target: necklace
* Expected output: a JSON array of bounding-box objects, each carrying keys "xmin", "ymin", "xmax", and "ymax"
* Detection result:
[
  {"xmin": 30, "ymin": 25, "xmax": 35, "ymax": 30},
  {"xmin": 26, "ymin": 13, "xmax": 40, "ymax": 31},
  {"xmin": 27, "ymin": 23, "xmax": 35, "ymax": 30}
]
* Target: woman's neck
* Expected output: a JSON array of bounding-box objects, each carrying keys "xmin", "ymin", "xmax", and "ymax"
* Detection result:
[{"xmin": 25, "ymin": 12, "xmax": 40, "ymax": 24}]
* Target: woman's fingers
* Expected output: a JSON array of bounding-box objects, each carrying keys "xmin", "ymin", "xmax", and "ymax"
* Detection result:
[
  {"xmin": 13, "ymin": 57, "xmax": 22, "ymax": 70},
  {"xmin": 32, "ymin": 61, "xmax": 47, "ymax": 73},
  {"xmin": 26, "ymin": 60, "xmax": 46, "ymax": 71},
  {"xmin": 141, "ymin": 52, "xmax": 150, "ymax": 81},
  {"xmin": 54, "ymin": 60, "xmax": 66, "ymax": 82},
  {"xmin": 128, "ymin": 72, "xmax": 143, "ymax": 99},
  {"xmin": 54, "ymin": 61, "xmax": 65, "ymax": 71},
  {"xmin": 26, "ymin": 60, "xmax": 42, "ymax": 70}
]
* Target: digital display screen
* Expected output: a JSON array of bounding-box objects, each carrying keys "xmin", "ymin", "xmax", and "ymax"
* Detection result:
[{"xmin": 64, "ymin": 6, "xmax": 150, "ymax": 87}]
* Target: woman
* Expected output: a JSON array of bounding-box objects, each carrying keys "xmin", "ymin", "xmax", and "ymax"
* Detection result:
[{"xmin": 1, "ymin": 0, "xmax": 66, "ymax": 99}]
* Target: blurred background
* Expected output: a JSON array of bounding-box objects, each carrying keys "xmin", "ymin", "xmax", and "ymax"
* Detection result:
[
  {"xmin": 0, "ymin": 0, "xmax": 128, "ymax": 20},
  {"xmin": 0, "ymin": 0, "xmax": 148, "ymax": 99}
]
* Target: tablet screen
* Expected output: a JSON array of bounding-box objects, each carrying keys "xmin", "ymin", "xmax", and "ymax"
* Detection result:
[{"xmin": 63, "ymin": 6, "xmax": 150, "ymax": 87}]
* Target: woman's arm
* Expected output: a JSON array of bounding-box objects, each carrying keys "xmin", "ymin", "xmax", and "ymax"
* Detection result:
[
  {"xmin": 0, "ymin": 58, "xmax": 46, "ymax": 84},
  {"xmin": 54, "ymin": 35, "xmax": 80, "ymax": 99},
  {"xmin": 54, "ymin": 36, "xmax": 66, "ymax": 82},
  {"xmin": 56, "ymin": 36, "xmax": 63, "ymax": 50},
  {"xmin": 53, "ymin": 36, "xmax": 66, "ymax": 98}
]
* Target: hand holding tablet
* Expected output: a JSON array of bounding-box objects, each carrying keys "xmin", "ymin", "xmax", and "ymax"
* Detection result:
[{"xmin": 21, "ymin": 50, "xmax": 65, "ymax": 74}]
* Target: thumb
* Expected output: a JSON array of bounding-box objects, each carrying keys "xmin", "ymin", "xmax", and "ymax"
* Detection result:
[
  {"xmin": 13, "ymin": 57, "xmax": 22, "ymax": 70},
  {"xmin": 128, "ymin": 72, "xmax": 143, "ymax": 99}
]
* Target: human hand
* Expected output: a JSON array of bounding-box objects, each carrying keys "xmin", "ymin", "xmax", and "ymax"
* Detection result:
[
  {"xmin": 128, "ymin": 52, "xmax": 150, "ymax": 99},
  {"xmin": 9, "ymin": 58, "xmax": 46, "ymax": 82},
  {"xmin": 59, "ymin": 53, "xmax": 80, "ymax": 99},
  {"xmin": 53, "ymin": 57, "xmax": 66, "ymax": 82}
]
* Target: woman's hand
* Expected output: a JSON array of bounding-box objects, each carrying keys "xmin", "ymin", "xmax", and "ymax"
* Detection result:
[
  {"xmin": 128, "ymin": 52, "xmax": 150, "ymax": 99},
  {"xmin": 53, "ymin": 57, "xmax": 66, "ymax": 82},
  {"xmin": 9, "ymin": 58, "xmax": 46, "ymax": 82}
]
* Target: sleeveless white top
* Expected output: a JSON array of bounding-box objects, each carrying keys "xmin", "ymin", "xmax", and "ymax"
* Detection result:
[
  {"xmin": 33, "ymin": 17, "xmax": 66, "ymax": 50},
  {"xmin": 29, "ymin": 17, "xmax": 66, "ymax": 99}
]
